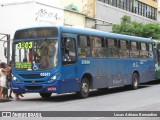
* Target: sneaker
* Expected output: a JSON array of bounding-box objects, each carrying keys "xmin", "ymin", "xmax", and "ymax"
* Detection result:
[
  {"xmin": 9, "ymin": 95, "xmax": 13, "ymax": 99},
  {"xmin": 19, "ymin": 94, "xmax": 24, "ymax": 97}
]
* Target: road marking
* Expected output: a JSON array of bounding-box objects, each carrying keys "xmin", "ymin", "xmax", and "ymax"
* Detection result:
[{"xmin": 94, "ymin": 117, "xmax": 105, "ymax": 120}]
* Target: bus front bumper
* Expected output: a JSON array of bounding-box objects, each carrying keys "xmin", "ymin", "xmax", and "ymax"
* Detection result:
[{"xmin": 11, "ymin": 81, "xmax": 61, "ymax": 94}]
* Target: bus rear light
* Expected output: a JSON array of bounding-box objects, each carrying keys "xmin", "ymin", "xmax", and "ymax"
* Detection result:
[{"xmin": 47, "ymin": 87, "xmax": 56, "ymax": 91}]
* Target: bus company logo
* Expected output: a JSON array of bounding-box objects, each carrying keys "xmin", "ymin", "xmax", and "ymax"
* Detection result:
[
  {"xmin": 32, "ymin": 80, "xmax": 35, "ymax": 84},
  {"xmin": 2, "ymin": 112, "xmax": 11, "ymax": 117}
]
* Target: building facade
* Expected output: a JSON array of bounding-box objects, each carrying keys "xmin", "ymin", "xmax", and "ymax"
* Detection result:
[
  {"xmin": 60, "ymin": 0, "xmax": 159, "ymax": 32},
  {"xmin": 98, "ymin": 0, "xmax": 158, "ymax": 21},
  {"xmin": 96, "ymin": 0, "xmax": 158, "ymax": 31},
  {"xmin": 59, "ymin": 0, "xmax": 96, "ymax": 28},
  {"xmin": 158, "ymin": 11, "xmax": 160, "ymax": 22}
]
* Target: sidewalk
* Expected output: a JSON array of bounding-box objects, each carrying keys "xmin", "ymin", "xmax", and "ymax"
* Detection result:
[{"xmin": 0, "ymin": 93, "xmax": 40, "ymax": 102}]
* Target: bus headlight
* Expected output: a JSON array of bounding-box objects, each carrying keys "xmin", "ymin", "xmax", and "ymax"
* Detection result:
[
  {"xmin": 47, "ymin": 73, "xmax": 59, "ymax": 83},
  {"xmin": 12, "ymin": 75, "xmax": 21, "ymax": 83}
]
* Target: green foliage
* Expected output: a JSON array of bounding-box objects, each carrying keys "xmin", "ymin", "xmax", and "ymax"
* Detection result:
[
  {"xmin": 112, "ymin": 15, "xmax": 160, "ymax": 39},
  {"xmin": 112, "ymin": 16, "xmax": 132, "ymax": 35},
  {"xmin": 131, "ymin": 21, "xmax": 143, "ymax": 37},
  {"xmin": 142, "ymin": 23, "xmax": 160, "ymax": 39}
]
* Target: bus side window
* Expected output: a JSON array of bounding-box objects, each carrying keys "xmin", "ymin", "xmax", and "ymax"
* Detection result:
[
  {"xmin": 140, "ymin": 43, "xmax": 148, "ymax": 59},
  {"xmin": 78, "ymin": 35, "xmax": 90, "ymax": 58},
  {"xmin": 91, "ymin": 37, "xmax": 106, "ymax": 58},
  {"xmin": 106, "ymin": 38, "xmax": 118, "ymax": 58},
  {"xmin": 119, "ymin": 40, "xmax": 129, "ymax": 58},
  {"xmin": 61, "ymin": 37, "xmax": 77, "ymax": 65},
  {"xmin": 130, "ymin": 41, "xmax": 139, "ymax": 58},
  {"xmin": 149, "ymin": 43, "xmax": 153, "ymax": 58}
]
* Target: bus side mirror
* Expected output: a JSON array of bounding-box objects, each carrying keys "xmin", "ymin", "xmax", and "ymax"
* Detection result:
[{"xmin": 4, "ymin": 47, "xmax": 7, "ymax": 58}]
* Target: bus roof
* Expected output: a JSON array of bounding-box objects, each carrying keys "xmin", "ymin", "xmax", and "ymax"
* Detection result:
[
  {"xmin": 60, "ymin": 26, "xmax": 152, "ymax": 43},
  {"xmin": 14, "ymin": 26, "xmax": 153, "ymax": 43},
  {"xmin": 153, "ymin": 39, "xmax": 160, "ymax": 43}
]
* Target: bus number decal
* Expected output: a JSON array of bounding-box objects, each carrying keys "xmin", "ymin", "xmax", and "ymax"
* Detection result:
[
  {"xmin": 81, "ymin": 60, "xmax": 90, "ymax": 65},
  {"xmin": 40, "ymin": 73, "xmax": 51, "ymax": 76},
  {"xmin": 18, "ymin": 42, "xmax": 33, "ymax": 49}
]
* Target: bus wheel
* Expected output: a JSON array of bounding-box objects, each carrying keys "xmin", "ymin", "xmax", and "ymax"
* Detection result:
[
  {"xmin": 132, "ymin": 73, "xmax": 139, "ymax": 90},
  {"xmin": 39, "ymin": 93, "xmax": 52, "ymax": 98},
  {"xmin": 76, "ymin": 77, "xmax": 89, "ymax": 98}
]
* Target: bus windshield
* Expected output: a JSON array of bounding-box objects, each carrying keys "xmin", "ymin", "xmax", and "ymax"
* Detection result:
[{"xmin": 13, "ymin": 39, "xmax": 59, "ymax": 70}]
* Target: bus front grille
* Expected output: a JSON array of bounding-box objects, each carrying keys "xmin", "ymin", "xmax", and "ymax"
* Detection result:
[
  {"xmin": 25, "ymin": 86, "xmax": 42, "ymax": 91},
  {"xmin": 24, "ymin": 80, "xmax": 45, "ymax": 84},
  {"xmin": 19, "ymin": 74, "xmax": 45, "ymax": 79}
]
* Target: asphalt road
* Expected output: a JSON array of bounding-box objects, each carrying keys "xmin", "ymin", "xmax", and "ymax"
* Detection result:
[{"xmin": 1, "ymin": 80, "xmax": 160, "ymax": 120}]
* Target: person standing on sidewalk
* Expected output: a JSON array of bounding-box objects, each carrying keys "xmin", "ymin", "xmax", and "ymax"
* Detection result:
[
  {"xmin": 0, "ymin": 62, "xmax": 10, "ymax": 100},
  {"xmin": 7, "ymin": 62, "xmax": 13, "ymax": 99}
]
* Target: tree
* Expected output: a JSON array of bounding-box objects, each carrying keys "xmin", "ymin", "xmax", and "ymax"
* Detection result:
[
  {"xmin": 112, "ymin": 15, "xmax": 160, "ymax": 39},
  {"xmin": 131, "ymin": 21, "xmax": 143, "ymax": 37},
  {"xmin": 112, "ymin": 15, "xmax": 133, "ymax": 36},
  {"xmin": 142, "ymin": 23, "xmax": 160, "ymax": 39}
]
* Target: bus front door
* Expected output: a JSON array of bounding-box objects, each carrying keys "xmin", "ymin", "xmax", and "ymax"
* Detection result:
[{"xmin": 61, "ymin": 36, "xmax": 79, "ymax": 93}]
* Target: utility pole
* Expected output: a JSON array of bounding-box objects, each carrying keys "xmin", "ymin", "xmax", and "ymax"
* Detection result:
[
  {"xmin": 7, "ymin": 34, "xmax": 10, "ymax": 64},
  {"xmin": 0, "ymin": 33, "xmax": 10, "ymax": 64}
]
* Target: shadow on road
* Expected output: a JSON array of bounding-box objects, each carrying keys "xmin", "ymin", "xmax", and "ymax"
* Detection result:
[
  {"xmin": 21, "ymin": 79, "xmax": 160, "ymax": 102},
  {"xmin": 141, "ymin": 79, "xmax": 160, "ymax": 85},
  {"xmin": 0, "ymin": 99, "xmax": 12, "ymax": 103}
]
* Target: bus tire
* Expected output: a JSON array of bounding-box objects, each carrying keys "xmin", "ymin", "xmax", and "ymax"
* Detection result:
[
  {"xmin": 132, "ymin": 73, "xmax": 139, "ymax": 90},
  {"xmin": 76, "ymin": 77, "xmax": 89, "ymax": 98},
  {"xmin": 39, "ymin": 93, "xmax": 52, "ymax": 98}
]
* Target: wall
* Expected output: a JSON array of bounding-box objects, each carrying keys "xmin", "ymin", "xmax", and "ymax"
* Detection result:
[
  {"xmin": 59, "ymin": 0, "xmax": 96, "ymax": 18},
  {"xmin": 139, "ymin": 0, "xmax": 158, "ymax": 9},
  {"xmin": 64, "ymin": 10, "xmax": 85, "ymax": 27},
  {"xmin": 96, "ymin": 1, "xmax": 158, "ymax": 32},
  {"xmin": 158, "ymin": 11, "xmax": 160, "ymax": 22},
  {"xmin": 0, "ymin": 1, "xmax": 64, "ymax": 62},
  {"xmin": 0, "ymin": 0, "xmax": 60, "ymax": 7}
]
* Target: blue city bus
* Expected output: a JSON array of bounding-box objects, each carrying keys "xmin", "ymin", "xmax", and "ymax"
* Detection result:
[{"xmin": 11, "ymin": 26, "xmax": 155, "ymax": 98}]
